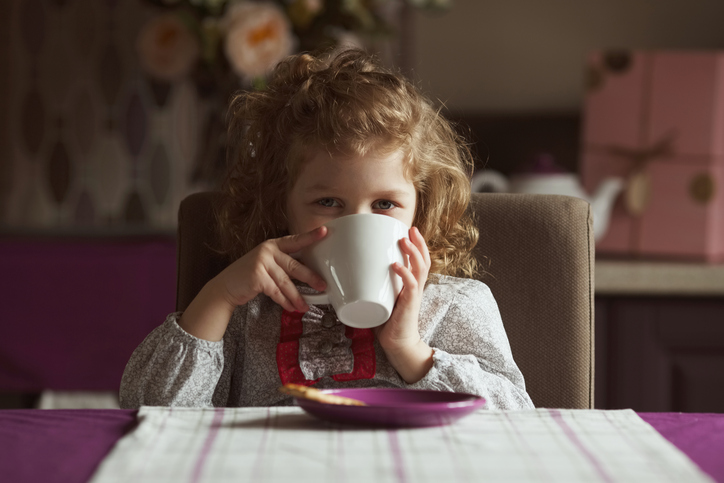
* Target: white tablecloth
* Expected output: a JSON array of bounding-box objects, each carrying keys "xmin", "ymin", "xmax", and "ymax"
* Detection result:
[{"xmin": 91, "ymin": 406, "xmax": 713, "ymax": 482}]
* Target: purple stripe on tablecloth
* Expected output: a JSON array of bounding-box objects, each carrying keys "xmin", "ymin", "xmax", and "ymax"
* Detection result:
[
  {"xmin": 388, "ymin": 430, "xmax": 407, "ymax": 483},
  {"xmin": 190, "ymin": 408, "xmax": 225, "ymax": 483},
  {"xmin": 550, "ymin": 409, "xmax": 613, "ymax": 483}
]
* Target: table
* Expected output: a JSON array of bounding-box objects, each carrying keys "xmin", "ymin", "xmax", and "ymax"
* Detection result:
[{"xmin": 0, "ymin": 408, "xmax": 722, "ymax": 483}]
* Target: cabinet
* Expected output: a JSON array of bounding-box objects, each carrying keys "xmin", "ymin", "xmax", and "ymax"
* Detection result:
[{"xmin": 595, "ymin": 260, "xmax": 724, "ymax": 412}]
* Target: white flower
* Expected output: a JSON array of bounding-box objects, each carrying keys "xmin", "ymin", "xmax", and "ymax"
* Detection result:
[
  {"xmin": 222, "ymin": 1, "xmax": 296, "ymax": 79},
  {"xmin": 137, "ymin": 13, "xmax": 200, "ymax": 82}
]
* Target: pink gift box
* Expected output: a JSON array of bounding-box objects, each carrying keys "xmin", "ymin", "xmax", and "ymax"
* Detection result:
[{"xmin": 581, "ymin": 50, "xmax": 724, "ymax": 262}]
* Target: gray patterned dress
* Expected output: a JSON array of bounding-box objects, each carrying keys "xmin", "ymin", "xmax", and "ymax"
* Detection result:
[{"xmin": 119, "ymin": 275, "xmax": 534, "ymax": 410}]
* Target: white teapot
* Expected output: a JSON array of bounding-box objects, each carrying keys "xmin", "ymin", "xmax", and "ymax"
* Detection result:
[{"xmin": 471, "ymin": 154, "xmax": 623, "ymax": 241}]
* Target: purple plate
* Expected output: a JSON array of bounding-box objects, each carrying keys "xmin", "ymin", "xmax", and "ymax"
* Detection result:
[{"xmin": 294, "ymin": 388, "xmax": 486, "ymax": 428}]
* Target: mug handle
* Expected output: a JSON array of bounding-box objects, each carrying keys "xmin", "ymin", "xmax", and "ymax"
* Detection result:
[{"xmin": 302, "ymin": 293, "xmax": 330, "ymax": 305}]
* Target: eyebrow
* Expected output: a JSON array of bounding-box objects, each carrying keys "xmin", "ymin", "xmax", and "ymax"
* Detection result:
[
  {"xmin": 305, "ymin": 183, "xmax": 335, "ymax": 193},
  {"xmin": 306, "ymin": 184, "xmax": 414, "ymax": 199}
]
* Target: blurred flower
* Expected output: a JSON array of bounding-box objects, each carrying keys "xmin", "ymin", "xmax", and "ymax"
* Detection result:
[
  {"xmin": 138, "ymin": 0, "xmax": 452, "ymax": 85},
  {"xmin": 135, "ymin": 0, "xmax": 452, "ymax": 187},
  {"xmin": 222, "ymin": 1, "xmax": 295, "ymax": 79},
  {"xmin": 137, "ymin": 13, "xmax": 200, "ymax": 82}
]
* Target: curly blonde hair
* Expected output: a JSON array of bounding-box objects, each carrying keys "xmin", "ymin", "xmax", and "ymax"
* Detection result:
[{"xmin": 217, "ymin": 49, "xmax": 479, "ymax": 278}]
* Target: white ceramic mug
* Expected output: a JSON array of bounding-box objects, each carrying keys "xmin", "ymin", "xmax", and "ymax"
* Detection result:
[{"xmin": 300, "ymin": 213, "xmax": 409, "ymax": 329}]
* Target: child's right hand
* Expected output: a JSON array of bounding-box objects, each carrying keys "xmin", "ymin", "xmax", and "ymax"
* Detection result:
[
  {"xmin": 216, "ymin": 226, "xmax": 328, "ymax": 313},
  {"xmin": 179, "ymin": 226, "xmax": 327, "ymax": 341}
]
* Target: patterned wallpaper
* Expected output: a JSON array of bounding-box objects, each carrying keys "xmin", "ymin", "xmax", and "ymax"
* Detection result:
[{"xmin": 1, "ymin": 0, "xmax": 214, "ymax": 233}]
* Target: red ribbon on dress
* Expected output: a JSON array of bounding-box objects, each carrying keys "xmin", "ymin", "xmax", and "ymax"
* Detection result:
[{"xmin": 276, "ymin": 310, "xmax": 376, "ymax": 386}]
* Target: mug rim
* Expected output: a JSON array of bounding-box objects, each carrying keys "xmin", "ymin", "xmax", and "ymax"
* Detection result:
[{"xmin": 322, "ymin": 212, "xmax": 410, "ymax": 230}]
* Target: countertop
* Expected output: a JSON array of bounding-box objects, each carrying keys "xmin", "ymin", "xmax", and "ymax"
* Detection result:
[{"xmin": 595, "ymin": 258, "xmax": 724, "ymax": 296}]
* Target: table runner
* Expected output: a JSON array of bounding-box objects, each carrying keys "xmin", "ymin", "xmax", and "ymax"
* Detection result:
[
  {"xmin": 90, "ymin": 407, "xmax": 712, "ymax": 482},
  {"xmin": 0, "ymin": 409, "xmax": 138, "ymax": 483},
  {"xmin": 642, "ymin": 411, "xmax": 724, "ymax": 481}
]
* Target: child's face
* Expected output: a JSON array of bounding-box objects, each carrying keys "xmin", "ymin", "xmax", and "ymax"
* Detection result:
[{"xmin": 286, "ymin": 148, "xmax": 417, "ymax": 235}]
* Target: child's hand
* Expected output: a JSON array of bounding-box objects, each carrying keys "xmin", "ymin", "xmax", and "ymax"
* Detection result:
[
  {"xmin": 217, "ymin": 226, "xmax": 328, "ymax": 313},
  {"xmin": 179, "ymin": 227, "xmax": 327, "ymax": 341},
  {"xmin": 375, "ymin": 226, "xmax": 434, "ymax": 383}
]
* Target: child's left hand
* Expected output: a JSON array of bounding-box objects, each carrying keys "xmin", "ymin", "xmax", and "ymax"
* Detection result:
[{"xmin": 375, "ymin": 226, "xmax": 434, "ymax": 383}]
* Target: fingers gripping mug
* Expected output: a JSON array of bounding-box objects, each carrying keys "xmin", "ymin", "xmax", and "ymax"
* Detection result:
[{"xmin": 300, "ymin": 214, "xmax": 409, "ymax": 329}]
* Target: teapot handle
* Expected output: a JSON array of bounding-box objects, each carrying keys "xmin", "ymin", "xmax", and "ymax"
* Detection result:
[{"xmin": 471, "ymin": 170, "xmax": 509, "ymax": 193}]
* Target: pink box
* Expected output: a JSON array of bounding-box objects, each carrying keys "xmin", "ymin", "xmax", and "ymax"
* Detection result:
[{"xmin": 581, "ymin": 50, "xmax": 724, "ymax": 262}]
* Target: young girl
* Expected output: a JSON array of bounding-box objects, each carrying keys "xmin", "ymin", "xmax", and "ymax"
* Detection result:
[{"xmin": 120, "ymin": 49, "xmax": 534, "ymax": 410}]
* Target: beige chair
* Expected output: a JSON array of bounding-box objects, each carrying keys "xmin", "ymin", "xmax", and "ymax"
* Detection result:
[{"xmin": 176, "ymin": 192, "xmax": 594, "ymax": 409}]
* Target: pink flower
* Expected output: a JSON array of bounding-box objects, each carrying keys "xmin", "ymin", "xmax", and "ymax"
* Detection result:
[
  {"xmin": 223, "ymin": 1, "xmax": 296, "ymax": 79},
  {"xmin": 137, "ymin": 13, "xmax": 200, "ymax": 82}
]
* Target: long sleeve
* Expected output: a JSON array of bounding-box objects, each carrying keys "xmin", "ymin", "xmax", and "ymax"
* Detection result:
[
  {"xmin": 119, "ymin": 278, "xmax": 534, "ymax": 409},
  {"xmin": 406, "ymin": 278, "xmax": 534, "ymax": 410},
  {"xmin": 119, "ymin": 313, "xmax": 226, "ymax": 409}
]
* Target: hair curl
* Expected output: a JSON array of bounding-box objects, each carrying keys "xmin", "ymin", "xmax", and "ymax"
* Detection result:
[{"xmin": 217, "ymin": 49, "xmax": 479, "ymax": 278}]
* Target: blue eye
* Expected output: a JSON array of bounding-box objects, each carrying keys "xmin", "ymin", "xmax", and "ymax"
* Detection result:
[{"xmin": 374, "ymin": 200, "xmax": 395, "ymax": 210}]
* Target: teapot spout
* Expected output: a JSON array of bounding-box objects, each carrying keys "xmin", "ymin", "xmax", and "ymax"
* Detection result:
[{"xmin": 591, "ymin": 177, "xmax": 624, "ymax": 241}]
